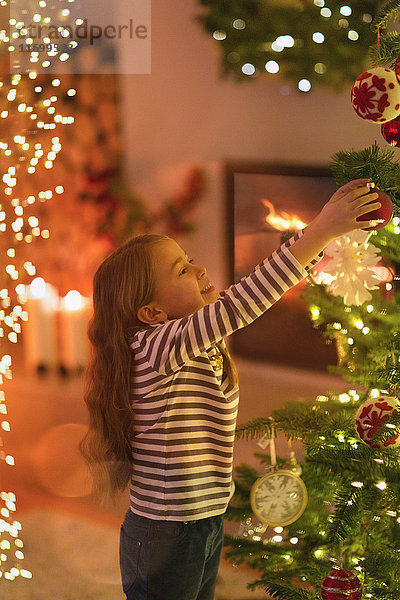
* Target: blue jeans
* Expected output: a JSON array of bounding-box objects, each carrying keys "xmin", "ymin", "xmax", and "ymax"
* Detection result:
[{"xmin": 119, "ymin": 509, "xmax": 224, "ymax": 600}]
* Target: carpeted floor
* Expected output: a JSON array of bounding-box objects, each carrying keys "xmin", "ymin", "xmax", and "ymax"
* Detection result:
[
  {"xmin": 1, "ymin": 508, "xmax": 266, "ymax": 600},
  {"xmin": 2, "ymin": 509, "xmax": 123, "ymax": 600}
]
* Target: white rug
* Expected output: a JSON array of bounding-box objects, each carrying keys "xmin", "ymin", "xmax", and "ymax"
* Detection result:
[{"xmin": 1, "ymin": 509, "xmax": 123, "ymax": 600}]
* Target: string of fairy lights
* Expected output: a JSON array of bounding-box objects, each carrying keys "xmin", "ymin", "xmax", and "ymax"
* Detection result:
[{"xmin": 0, "ymin": 0, "xmax": 77, "ymax": 582}]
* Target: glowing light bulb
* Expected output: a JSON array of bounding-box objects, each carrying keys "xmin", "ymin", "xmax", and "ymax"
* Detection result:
[
  {"xmin": 271, "ymin": 41, "xmax": 284, "ymax": 52},
  {"xmin": 242, "ymin": 63, "xmax": 255, "ymax": 75},
  {"xmin": 213, "ymin": 30, "xmax": 226, "ymax": 41},
  {"xmin": 339, "ymin": 393, "xmax": 350, "ymax": 403},
  {"xmin": 21, "ymin": 570, "xmax": 32, "ymax": 579},
  {"xmin": 312, "ymin": 32, "xmax": 325, "ymax": 43},
  {"xmin": 64, "ymin": 290, "xmax": 82, "ymax": 310},
  {"xmin": 29, "ymin": 277, "xmax": 46, "ymax": 299},
  {"xmin": 232, "ymin": 19, "xmax": 245, "ymax": 30},
  {"xmin": 314, "ymin": 62, "xmax": 327, "ymax": 74},
  {"xmin": 265, "ymin": 60, "xmax": 279, "ymax": 73},
  {"xmin": 298, "ymin": 79, "xmax": 311, "ymax": 92},
  {"xmin": 276, "ymin": 35, "xmax": 294, "ymax": 48}
]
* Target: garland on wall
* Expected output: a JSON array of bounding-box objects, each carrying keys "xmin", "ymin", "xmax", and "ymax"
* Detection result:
[{"xmin": 196, "ymin": 0, "xmax": 382, "ymax": 91}]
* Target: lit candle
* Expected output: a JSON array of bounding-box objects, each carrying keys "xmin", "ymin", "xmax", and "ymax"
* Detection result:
[
  {"xmin": 22, "ymin": 278, "xmax": 59, "ymax": 372},
  {"xmin": 58, "ymin": 291, "xmax": 92, "ymax": 373}
]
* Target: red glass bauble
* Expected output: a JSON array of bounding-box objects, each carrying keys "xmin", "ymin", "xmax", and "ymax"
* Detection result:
[
  {"xmin": 356, "ymin": 188, "xmax": 393, "ymax": 230},
  {"xmin": 381, "ymin": 115, "xmax": 400, "ymax": 146},
  {"xmin": 321, "ymin": 569, "xmax": 362, "ymax": 600}
]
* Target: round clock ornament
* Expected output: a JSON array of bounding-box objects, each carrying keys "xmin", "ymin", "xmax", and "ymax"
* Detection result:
[
  {"xmin": 321, "ymin": 568, "xmax": 362, "ymax": 600},
  {"xmin": 250, "ymin": 434, "xmax": 307, "ymax": 527},
  {"xmin": 250, "ymin": 468, "xmax": 308, "ymax": 527},
  {"xmin": 355, "ymin": 395, "xmax": 400, "ymax": 448}
]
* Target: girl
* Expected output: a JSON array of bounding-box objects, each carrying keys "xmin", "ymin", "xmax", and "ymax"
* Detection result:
[{"xmin": 81, "ymin": 179, "xmax": 380, "ymax": 600}]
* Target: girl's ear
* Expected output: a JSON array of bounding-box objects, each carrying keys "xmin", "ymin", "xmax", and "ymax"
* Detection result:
[{"xmin": 136, "ymin": 304, "xmax": 167, "ymax": 325}]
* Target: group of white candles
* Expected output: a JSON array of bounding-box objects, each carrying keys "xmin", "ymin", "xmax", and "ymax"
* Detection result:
[{"xmin": 23, "ymin": 277, "xmax": 92, "ymax": 374}]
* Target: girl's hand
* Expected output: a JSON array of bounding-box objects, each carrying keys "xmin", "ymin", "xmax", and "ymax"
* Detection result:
[
  {"xmin": 311, "ymin": 178, "xmax": 381, "ymax": 241},
  {"xmin": 288, "ymin": 178, "xmax": 382, "ymax": 269}
]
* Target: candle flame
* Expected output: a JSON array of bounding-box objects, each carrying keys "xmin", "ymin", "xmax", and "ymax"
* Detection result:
[{"xmin": 262, "ymin": 198, "xmax": 307, "ymax": 231}]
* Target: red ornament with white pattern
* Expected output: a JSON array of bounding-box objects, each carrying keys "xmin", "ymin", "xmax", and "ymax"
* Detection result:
[
  {"xmin": 321, "ymin": 569, "xmax": 362, "ymax": 600},
  {"xmin": 355, "ymin": 395, "xmax": 400, "ymax": 448},
  {"xmin": 351, "ymin": 67, "xmax": 400, "ymax": 123}
]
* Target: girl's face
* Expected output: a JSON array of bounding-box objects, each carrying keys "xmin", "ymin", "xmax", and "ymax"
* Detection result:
[{"xmin": 147, "ymin": 239, "xmax": 220, "ymax": 321}]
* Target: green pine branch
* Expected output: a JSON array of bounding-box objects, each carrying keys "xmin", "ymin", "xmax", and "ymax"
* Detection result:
[
  {"xmin": 364, "ymin": 549, "xmax": 400, "ymax": 579},
  {"xmin": 330, "ymin": 143, "xmax": 400, "ymax": 211},
  {"xmin": 308, "ymin": 446, "xmax": 400, "ymax": 478},
  {"xmin": 235, "ymin": 417, "xmax": 273, "ymax": 440},
  {"xmin": 327, "ymin": 484, "xmax": 363, "ymax": 542},
  {"xmin": 248, "ymin": 579, "xmax": 316, "ymax": 600},
  {"xmin": 374, "ymin": 0, "xmax": 400, "ymax": 30},
  {"xmin": 368, "ymin": 31, "xmax": 400, "ymax": 66}
]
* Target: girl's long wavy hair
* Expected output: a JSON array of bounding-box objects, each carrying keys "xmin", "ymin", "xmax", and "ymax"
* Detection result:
[{"xmin": 80, "ymin": 233, "xmax": 238, "ymax": 505}]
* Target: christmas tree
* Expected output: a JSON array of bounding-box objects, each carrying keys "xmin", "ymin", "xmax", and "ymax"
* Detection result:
[
  {"xmin": 196, "ymin": 0, "xmax": 378, "ymax": 90},
  {"xmin": 224, "ymin": 5, "xmax": 400, "ymax": 599}
]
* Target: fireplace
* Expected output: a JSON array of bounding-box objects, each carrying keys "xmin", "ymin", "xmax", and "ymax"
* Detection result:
[{"xmin": 225, "ymin": 162, "xmax": 338, "ymax": 371}]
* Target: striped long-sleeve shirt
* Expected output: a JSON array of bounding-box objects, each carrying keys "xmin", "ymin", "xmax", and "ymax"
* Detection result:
[{"xmin": 128, "ymin": 230, "xmax": 322, "ymax": 521}]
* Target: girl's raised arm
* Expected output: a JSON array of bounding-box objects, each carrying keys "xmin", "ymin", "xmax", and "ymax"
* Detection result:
[{"xmin": 130, "ymin": 179, "xmax": 380, "ymax": 375}]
